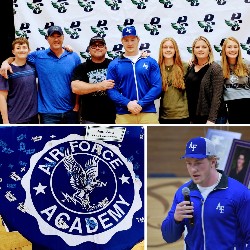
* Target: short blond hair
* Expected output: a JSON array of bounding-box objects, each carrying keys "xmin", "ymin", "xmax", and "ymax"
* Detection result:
[{"xmin": 207, "ymin": 155, "xmax": 219, "ymax": 168}]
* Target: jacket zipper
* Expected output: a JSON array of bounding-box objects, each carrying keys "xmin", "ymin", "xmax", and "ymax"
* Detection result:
[
  {"xmin": 201, "ymin": 199, "xmax": 206, "ymax": 250},
  {"xmin": 132, "ymin": 61, "xmax": 139, "ymax": 101}
]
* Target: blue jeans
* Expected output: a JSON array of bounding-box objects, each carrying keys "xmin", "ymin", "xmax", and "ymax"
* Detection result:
[
  {"xmin": 40, "ymin": 110, "xmax": 79, "ymax": 124},
  {"xmin": 216, "ymin": 116, "xmax": 228, "ymax": 124}
]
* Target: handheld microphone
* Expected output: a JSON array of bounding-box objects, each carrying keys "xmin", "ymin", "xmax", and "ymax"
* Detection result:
[{"xmin": 182, "ymin": 187, "xmax": 194, "ymax": 226}]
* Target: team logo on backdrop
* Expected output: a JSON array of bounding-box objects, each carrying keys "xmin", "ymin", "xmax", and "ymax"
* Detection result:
[
  {"xmin": 214, "ymin": 38, "xmax": 226, "ymax": 55},
  {"xmin": 225, "ymin": 13, "xmax": 242, "ymax": 31},
  {"xmin": 117, "ymin": 18, "xmax": 135, "ymax": 33},
  {"xmin": 21, "ymin": 135, "xmax": 141, "ymax": 246},
  {"xmin": 240, "ymin": 38, "xmax": 250, "ymax": 55},
  {"xmin": 159, "ymin": 0, "xmax": 173, "ymax": 8},
  {"xmin": 107, "ymin": 49, "xmax": 123, "ymax": 59},
  {"xmin": 27, "ymin": 0, "xmax": 44, "ymax": 14},
  {"xmin": 198, "ymin": 14, "xmax": 215, "ymax": 32},
  {"xmin": 216, "ymin": 0, "xmax": 227, "ymax": 5},
  {"xmin": 131, "ymin": 0, "xmax": 148, "ymax": 9},
  {"xmin": 38, "ymin": 22, "xmax": 81, "ymax": 40},
  {"xmin": 38, "ymin": 22, "xmax": 55, "ymax": 38},
  {"xmin": 144, "ymin": 17, "xmax": 161, "ymax": 35},
  {"xmin": 186, "ymin": 47, "xmax": 192, "ymax": 54},
  {"xmin": 78, "ymin": 0, "xmax": 95, "ymax": 12},
  {"xmin": 139, "ymin": 43, "xmax": 151, "ymax": 53},
  {"xmin": 13, "ymin": 0, "xmax": 18, "ymax": 14},
  {"xmin": 15, "ymin": 23, "xmax": 31, "ymax": 39},
  {"xmin": 186, "ymin": 0, "xmax": 200, "ymax": 6},
  {"xmin": 64, "ymin": 21, "xmax": 81, "ymax": 39},
  {"xmin": 51, "ymin": 0, "xmax": 69, "ymax": 13},
  {"xmin": 91, "ymin": 20, "xmax": 108, "ymax": 37},
  {"xmin": 80, "ymin": 51, "xmax": 91, "ymax": 60},
  {"xmin": 171, "ymin": 16, "xmax": 188, "ymax": 34},
  {"xmin": 105, "ymin": 0, "xmax": 122, "ymax": 10}
]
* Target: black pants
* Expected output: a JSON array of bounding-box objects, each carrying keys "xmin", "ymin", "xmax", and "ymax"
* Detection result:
[{"xmin": 227, "ymin": 99, "xmax": 250, "ymax": 124}]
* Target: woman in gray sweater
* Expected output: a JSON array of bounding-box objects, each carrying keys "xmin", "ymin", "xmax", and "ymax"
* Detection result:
[{"xmin": 221, "ymin": 37, "xmax": 250, "ymax": 124}]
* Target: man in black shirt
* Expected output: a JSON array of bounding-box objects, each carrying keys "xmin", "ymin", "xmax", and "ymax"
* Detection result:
[{"xmin": 71, "ymin": 36, "xmax": 116, "ymax": 124}]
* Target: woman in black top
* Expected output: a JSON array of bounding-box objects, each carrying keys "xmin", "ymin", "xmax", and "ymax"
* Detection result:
[{"xmin": 185, "ymin": 36, "xmax": 224, "ymax": 124}]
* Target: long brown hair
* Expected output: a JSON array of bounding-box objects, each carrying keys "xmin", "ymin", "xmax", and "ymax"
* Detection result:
[
  {"xmin": 221, "ymin": 37, "xmax": 248, "ymax": 79},
  {"xmin": 158, "ymin": 37, "xmax": 185, "ymax": 91}
]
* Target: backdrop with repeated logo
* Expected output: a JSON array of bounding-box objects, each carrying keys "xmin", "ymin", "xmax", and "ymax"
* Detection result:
[
  {"xmin": 13, "ymin": 0, "xmax": 250, "ymax": 62},
  {"xmin": 0, "ymin": 126, "xmax": 144, "ymax": 249}
]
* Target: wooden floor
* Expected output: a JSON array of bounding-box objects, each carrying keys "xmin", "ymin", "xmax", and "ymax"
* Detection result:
[
  {"xmin": 147, "ymin": 177, "xmax": 189, "ymax": 250},
  {"xmin": 0, "ymin": 215, "xmax": 31, "ymax": 250}
]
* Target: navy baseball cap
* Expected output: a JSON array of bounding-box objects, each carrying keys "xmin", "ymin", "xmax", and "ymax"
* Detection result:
[
  {"xmin": 122, "ymin": 26, "xmax": 137, "ymax": 38},
  {"xmin": 181, "ymin": 137, "xmax": 216, "ymax": 159},
  {"xmin": 47, "ymin": 26, "xmax": 63, "ymax": 36}
]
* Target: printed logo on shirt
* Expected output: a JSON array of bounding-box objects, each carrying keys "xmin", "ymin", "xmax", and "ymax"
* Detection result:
[
  {"xmin": 21, "ymin": 135, "xmax": 142, "ymax": 246},
  {"xmin": 216, "ymin": 202, "xmax": 224, "ymax": 213}
]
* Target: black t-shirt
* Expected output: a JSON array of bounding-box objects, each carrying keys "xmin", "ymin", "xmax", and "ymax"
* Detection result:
[
  {"xmin": 71, "ymin": 58, "xmax": 116, "ymax": 123},
  {"xmin": 185, "ymin": 65, "xmax": 209, "ymax": 122}
]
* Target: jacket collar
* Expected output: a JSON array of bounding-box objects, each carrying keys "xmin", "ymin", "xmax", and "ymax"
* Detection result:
[
  {"xmin": 119, "ymin": 52, "xmax": 145, "ymax": 60},
  {"xmin": 188, "ymin": 170, "xmax": 228, "ymax": 191}
]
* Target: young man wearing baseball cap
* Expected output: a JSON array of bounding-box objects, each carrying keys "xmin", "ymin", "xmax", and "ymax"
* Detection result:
[
  {"xmin": 106, "ymin": 26, "xmax": 162, "ymax": 124},
  {"xmin": 71, "ymin": 36, "xmax": 116, "ymax": 124},
  {"xmin": 1, "ymin": 25, "xmax": 81, "ymax": 124},
  {"xmin": 161, "ymin": 137, "xmax": 250, "ymax": 249}
]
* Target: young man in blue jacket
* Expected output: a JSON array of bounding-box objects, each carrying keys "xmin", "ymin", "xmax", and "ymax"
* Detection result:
[
  {"xmin": 106, "ymin": 26, "xmax": 162, "ymax": 124},
  {"xmin": 161, "ymin": 136, "xmax": 250, "ymax": 249}
]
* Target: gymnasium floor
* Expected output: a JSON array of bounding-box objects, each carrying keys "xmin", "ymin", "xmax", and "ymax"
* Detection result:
[{"xmin": 147, "ymin": 177, "xmax": 189, "ymax": 250}]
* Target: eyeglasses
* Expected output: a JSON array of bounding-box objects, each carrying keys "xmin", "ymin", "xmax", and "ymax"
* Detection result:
[{"xmin": 90, "ymin": 44, "xmax": 105, "ymax": 49}]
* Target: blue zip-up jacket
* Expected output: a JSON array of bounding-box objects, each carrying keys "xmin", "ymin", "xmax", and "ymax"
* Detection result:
[
  {"xmin": 106, "ymin": 54, "xmax": 162, "ymax": 114},
  {"xmin": 161, "ymin": 171, "xmax": 250, "ymax": 250}
]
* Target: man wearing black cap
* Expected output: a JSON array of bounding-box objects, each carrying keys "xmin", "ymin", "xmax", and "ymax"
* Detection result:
[
  {"xmin": 161, "ymin": 136, "xmax": 250, "ymax": 250},
  {"xmin": 71, "ymin": 36, "xmax": 116, "ymax": 124},
  {"xmin": 1, "ymin": 25, "xmax": 81, "ymax": 124}
]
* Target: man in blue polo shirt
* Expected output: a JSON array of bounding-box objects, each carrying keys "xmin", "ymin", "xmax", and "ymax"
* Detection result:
[{"xmin": 1, "ymin": 26, "xmax": 81, "ymax": 124}]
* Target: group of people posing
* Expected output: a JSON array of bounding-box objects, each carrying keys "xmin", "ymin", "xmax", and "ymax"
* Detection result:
[{"xmin": 0, "ymin": 25, "xmax": 249, "ymax": 124}]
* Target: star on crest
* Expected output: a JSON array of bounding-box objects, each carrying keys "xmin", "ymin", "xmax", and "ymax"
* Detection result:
[
  {"xmin": 119, "ymin": 174, "xmax": 130, "ymax": 184},
  {"xmin": 33, "ymin": 183, "xmax": 47, "ymax": 195}
]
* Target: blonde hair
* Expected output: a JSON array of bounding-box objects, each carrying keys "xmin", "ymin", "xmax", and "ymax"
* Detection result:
[
  {"xmin": 158, "ymin": 37, "xmax": 185, "ymax": 91},
  {"xmin": 207, "ymin": 155, "xmax": 219, "ymax": 169},
  {"xmin": 12, "ymin": 37, "xmax": 30, "ymax": 50},
  {"xmin": 221, "ymin": 37, "xmax": 248, "ymax": 79},
  {"xmin": 192, "ymin": 36, "xmax": 214, "ymax": 65}
]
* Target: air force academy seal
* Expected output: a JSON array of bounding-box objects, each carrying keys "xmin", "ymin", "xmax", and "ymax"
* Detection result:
[{"xmin": 21, "ymin": 134, "xmax": 142, "ymax": 246}]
